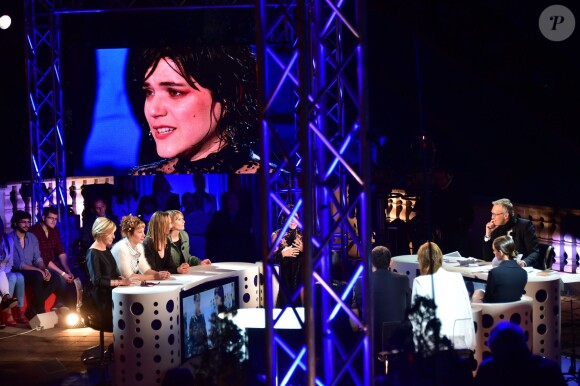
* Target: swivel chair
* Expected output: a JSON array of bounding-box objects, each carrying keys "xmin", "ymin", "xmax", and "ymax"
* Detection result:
[
  {"xmin": 538, "ymin": 243, "xmax": 555, "ymax": 270},
  {"xmin": 79, "ymin": 281, "xmax": 113, "ymax": 385}
]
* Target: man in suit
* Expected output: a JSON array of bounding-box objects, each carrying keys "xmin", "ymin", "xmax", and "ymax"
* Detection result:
[
  {"xmin": 482, "ymin": 198, "xmax": 542, "ymax": 269},
  {"xmin": 351, "ymin": 246, "xmax": 411, "ymax": 358}
]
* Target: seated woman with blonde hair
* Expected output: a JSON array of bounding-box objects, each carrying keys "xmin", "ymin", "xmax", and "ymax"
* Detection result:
[
  {"xmin": 411, "ymin": 241, "xmax": 475, "ymax": 350},
  {"xmin": 111, "ymin": 215, "xmax": 171, "ymax": 283}
]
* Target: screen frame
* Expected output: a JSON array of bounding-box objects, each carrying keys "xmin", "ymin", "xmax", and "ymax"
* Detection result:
[{"xmin": 179, "ymin": 275, "xmax": 239, "ymax": 364}]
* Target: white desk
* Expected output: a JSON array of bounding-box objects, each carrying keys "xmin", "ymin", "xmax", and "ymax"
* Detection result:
[
  {"xmin": 391, "ymin": 254, "xmax": 572, "ymax": 363},
  {"xmin": 111, "ymin": 262, "xmax": 261, "ymax": 386}
]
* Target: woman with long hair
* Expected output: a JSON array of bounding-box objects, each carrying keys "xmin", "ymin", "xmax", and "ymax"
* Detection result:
[
  {"xmin": 167, "ymin": 210, "xmax": 211, "ymax": 268},
  {"xmin": 143, "ymin": 211, "xmax": 189, "ymax": 274}
]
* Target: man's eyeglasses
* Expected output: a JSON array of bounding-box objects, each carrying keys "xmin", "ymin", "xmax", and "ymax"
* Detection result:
[
  {"xmin": 491, "ymin": 212, "xmax": 506, "ymax": 217},
  {"xmin": 46, "ymin": 216, "xmax": 58, "ymax": 221},
  {"xmin": 18, "ymin": 220, "xmax": 31, "ymax": 225}
]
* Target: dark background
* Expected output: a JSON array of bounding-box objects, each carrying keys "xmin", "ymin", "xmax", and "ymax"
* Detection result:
[{"xmin": 1, "ymin": 1, "xmax": 578, "ymax": 208}]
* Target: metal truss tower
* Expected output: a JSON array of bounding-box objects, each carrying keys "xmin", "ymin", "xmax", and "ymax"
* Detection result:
[
  {"xmin": 24, "ymin": 0, "xmax": 68, "ymax": 228},
  {"xmin": 258, "ymin": 1, "xmax": 371, "ymax": 385},
  {"xmin": 25, "ymin": 1, "xmax": 371, "ymax": 384}
]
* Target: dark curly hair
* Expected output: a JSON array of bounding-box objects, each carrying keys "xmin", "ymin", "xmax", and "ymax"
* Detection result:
[{"xmin": 139, "ymin": 45, "xmax": 258, "ymax": 154}]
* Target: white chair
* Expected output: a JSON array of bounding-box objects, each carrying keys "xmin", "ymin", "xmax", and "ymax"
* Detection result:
[
  {"xmin": 470, "ymin": 306, "xmax": 483, "ymax": 374},
  {"xmin": 525, "ymin": 275, "xmax": 561, "ymax": 363},
  {"xmin": 472, "ymin": 295, "xmax": 533, "ymax": 364}
]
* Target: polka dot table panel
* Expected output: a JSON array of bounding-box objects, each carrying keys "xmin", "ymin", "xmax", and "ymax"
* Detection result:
[
  {"xmin": 525, "ymin": 275, "xmax": 561, "ymax": 364},
  {"xmin": 255, "ymin": 262, "xmax": 280, "ymax": 308},
  {"xmin": 477, "ymin": 295, "xmax": 533, "ymax": 362},
  {"xmin": 113, "ymin": 285, "xmax": 181, "ymax": 386},
  {"xmin": 391, "ymin": 255, "xmax": 421, "ymax": 284}
]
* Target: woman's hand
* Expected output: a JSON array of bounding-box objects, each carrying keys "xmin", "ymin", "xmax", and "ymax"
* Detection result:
[
  {"xmin": 200, "ymin": 259, "xmax": 212, "ymax": 265},
  {"xmin": 156, "ymin": 271, "xmax": 171, "ymax": 280},
  {"xmin": 281, "ymin": 246, "xmax": 300, "ymax": 258},
  {"xmin": 177, "ymin": 263, "xmax": 190, "ymax": 274},
  {"xmin": 293, "ymin": 238, "xmax": 303, "ymax": 252},
  {"xmin": 119, "ymin": 276, "xmax": 132, "ymax": 286}
]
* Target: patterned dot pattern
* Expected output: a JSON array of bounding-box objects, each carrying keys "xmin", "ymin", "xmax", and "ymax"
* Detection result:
[
  {"xmin": 477, "ymin": 297, "xmax": 533, "ymax": 361},
  {"xmin": 113, "ymin": 288, "xmax": 181, "ymax": 386},
  {"xmin": 525, "ymin": 277, "xmax": 561, "ymax": 363},
  {"xmin": 112, "ymin": 264, "xmax": 261, "ymax": 386}
]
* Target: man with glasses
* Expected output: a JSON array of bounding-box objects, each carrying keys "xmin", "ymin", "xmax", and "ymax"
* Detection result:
[
  {"xmin": 10, "ymin": 210, "xmax": 59, "ymax": 321},
  {"xmin": 482, "ymin": 198, "xmax": 541, "ymax": 269},
  {"xmin": 29, "ymin": 206, "xmax": 75, "ymax": 309}
]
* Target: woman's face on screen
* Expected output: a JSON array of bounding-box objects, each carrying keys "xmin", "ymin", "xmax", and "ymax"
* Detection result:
[{"xmin": 143, "ymin": 59, "xmax": 223, "ymax": 161}]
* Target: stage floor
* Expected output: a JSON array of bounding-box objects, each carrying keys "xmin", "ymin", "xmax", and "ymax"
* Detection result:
[
  {"xmin": 0, "ymin": 299, "xmax": 579, "ymax": 386},
  {"xmin": 0, "ymin": 324, "xmax": 113, "ymax": 386}
]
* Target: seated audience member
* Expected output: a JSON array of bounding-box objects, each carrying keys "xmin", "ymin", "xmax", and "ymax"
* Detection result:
[
  {"xmin": 483, "ymin": 198, "xmax": 541, "ymax": 269},
  {"xmin": 9, "ymin": 210, "xmax": 60, "ymax": 321},
  {"xmin": 167, "ymin": 210, "xmax": 211, "ymax": 268},
  {"xmin": 81, "ymin": 197, "xmax": 120, "ymax": 252},
  {"xmin": 411, "ymin": 241, "xmax": 475, "ymax": 350},
  {"xmin": 29, "ymin": 206, "xmax": 75, "ymax": 308},
  {"xmin": 85, "ymin": 217, "xmax": 131, "ymax": 332},
  {"xmin": 206, "ymin": 191, "xmax": 254, "ymax": 263},
  {"xmin": 143, "ymin": 211, "xmax": 189, "ymax": 274},
  {"xmin": 182, "ymin": 173, "xmax": 217, "ymax": 259},
  {"xmin": 137, "ymin": 174, "xmax": 180, "ymax": 213},
  {"xmin": 136, "ymin": 194, "xmax": 157, "ymax": 227},
  {"xmin": 474, "ymin": 321, "xmax": 566, "ymax": 386},
  {"xmin": 1, "ymin": 216, "xmax": 24, "ymax": 326},
  {"xmin": 111, "ymin": 175, "xmax": 140, "ymax": 221},
  {"xmin": 472, "ymin": 236, "xmax": 527, "ymax": 303},
  {"xmin": 111, "ymin": 215, "xmax": 170, "ymax": 282},
  {"xmin": 351, "ymin": 246, "xmax": 411, "ymax": 356}
]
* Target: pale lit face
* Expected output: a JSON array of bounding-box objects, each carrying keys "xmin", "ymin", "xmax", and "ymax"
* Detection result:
[
  {"xmin": 490, "ymin": 204, "xmax": 509, "ymax": 226},
  {"xmin": 143, "ymin": 59, "xmax": 223, "ymax": 161},
  {"xmin": 43, "ymin": 214, "xmax": 59, "ymax": 229},
  {"xmin": 129, "ymin": 225, "xmax": 145, "ymax": 245},
  {"xmin": 102, "ymin": 231, "xmax": 115, "ymax": 248},
  {"xmin": 171, "ymin": 214, "xmax": 185, "ymax": 232}
]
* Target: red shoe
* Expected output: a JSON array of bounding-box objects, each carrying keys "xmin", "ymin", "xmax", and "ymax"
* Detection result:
[
  {"xmin": 2, "ymin": 311, "xmax": 16, "ymax": 327},
  {"xmin": 5, "ymin": 316, "xmax": 16, "ymax": 327}
]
